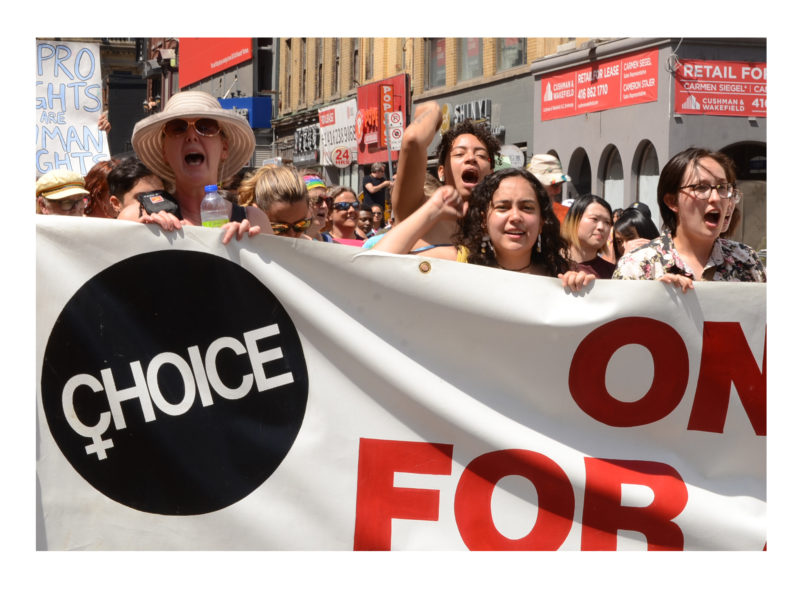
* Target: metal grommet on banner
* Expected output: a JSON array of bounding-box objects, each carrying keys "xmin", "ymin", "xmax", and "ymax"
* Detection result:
[{"xmin": 418, "ymin": 261, "xmax": 432, "ymax": 274}]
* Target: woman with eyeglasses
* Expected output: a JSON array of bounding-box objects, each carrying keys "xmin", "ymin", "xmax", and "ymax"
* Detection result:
[
  {"xmin": 121, "ymin": 91, "xmax": 269, "ymax": 244},
  {"xmin": 327, "ymin": 186, "xmax": 366, "ymax": 247},
  {"xmin": 613, "ymin": 147, "xmax": 765, "ymax": 289},
  {"xmin": 238, "ymin": 165, "xmax": 313, "ymax": 239}
]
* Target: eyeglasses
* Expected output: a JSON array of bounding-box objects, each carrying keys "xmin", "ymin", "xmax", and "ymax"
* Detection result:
[
  {"xmin": 271, "ymin": 218, "xmax": 312, "ymax": 235},
  {"xmin": 679, "ymin": 182, "xmax": 735, "ymax": 200},
  {"xmin": 332, "ymin": 201, "xmax": 360, "ymax": 211},
  {"xmin": 163, "ymin": 118, "xmax": 221, "ymax": 137},
  {"xmin": 45, "ymin": 197, "xmax": 85, "ymax": 211}
]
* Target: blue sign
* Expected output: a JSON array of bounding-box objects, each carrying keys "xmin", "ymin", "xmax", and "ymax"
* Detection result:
[{"xmin": 218, "ymin": 96, "xmax": 272, "ymax": 129}]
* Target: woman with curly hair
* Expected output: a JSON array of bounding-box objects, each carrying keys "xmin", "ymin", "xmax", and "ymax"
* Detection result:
[
  {"xmin": 375, "ymin": 168, "xmax": 590, "ymax": 290},
  {"xmin": 454, "ymin": 168, "xmax": 572, "ymax": 276}
]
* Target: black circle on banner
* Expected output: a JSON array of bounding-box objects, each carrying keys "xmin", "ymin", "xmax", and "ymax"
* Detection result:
[{"xmin": 40, "ymin": 250, "xmax": 308, "ymax": 516}]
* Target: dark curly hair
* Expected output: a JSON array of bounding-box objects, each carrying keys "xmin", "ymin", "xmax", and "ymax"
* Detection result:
[
  {"xmin": 436, "ymin": 120, "xmax": 501, "ymax": 170},
  {"xmin": 453, "ymin": 168, "xmax": 572, "ymax": 276}
]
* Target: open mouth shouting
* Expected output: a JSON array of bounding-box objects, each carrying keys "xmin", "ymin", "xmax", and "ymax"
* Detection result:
[
  {"xmin": 184, "ymin": 151, "xmax": 206, "ymax": 168},
  {"xmin": 460, "ymin": 167, "xmax": 480, "ymax": 189},
  {"xmin": 461, "ymin": 167, "xmax": 481, "ymax": 194},
  {"xmin": 704, "ymin": 209, "xmax": 722, "ymax": 229}
]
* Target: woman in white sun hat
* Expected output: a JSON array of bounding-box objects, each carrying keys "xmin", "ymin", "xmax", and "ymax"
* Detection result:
[{"xmin": 119, "ymin": 90, "xmax": 270, "ymax": 243}]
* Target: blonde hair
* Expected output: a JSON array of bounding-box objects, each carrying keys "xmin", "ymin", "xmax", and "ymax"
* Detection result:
[
  {"xmin": 423, "ymin": 172, "xmax": 442, "ymax": 199},
  {"xmin": 238, "ymin": 164, "xmax": 309, "ymax": 212}
]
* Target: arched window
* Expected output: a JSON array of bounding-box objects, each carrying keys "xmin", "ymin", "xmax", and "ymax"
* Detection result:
[
  {"xmin": 601, "ymin": 146, "xmax": 624, "ymax": 210},
  {"xmin": 635, "ymin": 141, "xmax": 660, "ymax": 230},
  {"xmin": 566, "ymin": 148, "xmax": 591, "ymax": 200}
]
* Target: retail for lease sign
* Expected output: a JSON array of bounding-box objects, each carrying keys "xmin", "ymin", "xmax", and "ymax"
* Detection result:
[
  {"xmin": 541, "ymin": 49, "xmax": 659, "ymax": 121},
  {"xmin": 675, "ymin": 59, "xmax": 766, "ymax": 117}
]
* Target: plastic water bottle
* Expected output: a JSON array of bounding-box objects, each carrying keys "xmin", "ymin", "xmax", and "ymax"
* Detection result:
[{"xmin": 200, "ymin": 184, "xmax": 229, "ymax": 228}]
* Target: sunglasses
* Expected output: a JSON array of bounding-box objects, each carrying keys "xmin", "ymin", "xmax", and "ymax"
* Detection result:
[
  {"xmin": 271, "ymin": 218, "xmax": 312, "ymax": 235},
  {"xmin": 333, "ymin": 201, "xmax": 360, "ymax": 211},
  {"xmin": 314, "ymin": 196, "xmax": 332, "ymax": 206},
  {"xmin": 163, "ymin": 118, "xmax": 221, "ymax": 137}
]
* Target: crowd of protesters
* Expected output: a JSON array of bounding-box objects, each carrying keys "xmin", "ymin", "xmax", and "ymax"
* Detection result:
[{"xmin": 35, "ymin": 90, "xmax": 765, "ymax": 290}]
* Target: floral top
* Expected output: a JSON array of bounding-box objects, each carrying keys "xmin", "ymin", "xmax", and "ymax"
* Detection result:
[{"xmin": 612, "ymin": 233, "xmax": 766, "ymax": 282}]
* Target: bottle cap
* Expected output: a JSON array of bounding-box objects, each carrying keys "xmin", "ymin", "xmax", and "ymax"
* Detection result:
[{"xmin": 204, "ymin": 184, "xmax": 218, "ymax": 193}]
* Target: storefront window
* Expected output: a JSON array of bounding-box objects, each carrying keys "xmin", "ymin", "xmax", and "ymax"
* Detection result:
[
  {"xmin": 333, "ymin": 39, "xmax": 340, "ymax": 95},
  {"xmin": 285, "ymin": 39, "xmax": 292, "ymax": 109},
  {"xmin": 567, "ymin": 148, "xmax": 591, "ymax": 199},
  {"xmin": 365, "ymin": 38, "xmax": 373, "ymax": 81},
  {"xmin": 426, "ymin": 38, "xmax": 446, "ymax": 90},
  {"xmin": 636, "ymin": 142, "xmax": 659, "ymax": 228},
  {"xmin": 315, "ymin": 38, "xmax": 323, "ymax": 100},
  {"xmin": 458, "ymin": 38, "xmax": 483, "ymax": 82},
  {"xmin": 496, "ymin": 38, "xmax": 526, "ymax": 72},
  {"xmin": 602, "ymin": 146, "xmax": 624, "ymax": 210},
  {"xmin": 300, "ymin": 38, "xmax": 306, "ymax": 105},
  {"xmin": 351, "ymin": 39, "xmax": 359, "ymax": 90}
]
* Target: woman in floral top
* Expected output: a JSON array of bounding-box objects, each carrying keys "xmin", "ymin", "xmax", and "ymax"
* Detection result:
[{"xmin": 613, "ymin": 147, "xmax": 765, "ymax": 291}]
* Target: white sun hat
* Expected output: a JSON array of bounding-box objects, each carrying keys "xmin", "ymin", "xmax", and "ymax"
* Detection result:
[
  {"xmin": 132, "ymin": 90, "xmax": 255, "ymax": 184},
  {"xmin": 527, "ymin": 154, "xmax": 571, "ymax": 187}
]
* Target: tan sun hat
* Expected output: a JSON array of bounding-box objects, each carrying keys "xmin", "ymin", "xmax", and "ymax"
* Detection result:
[
  {"xmin": 36, "ymin": 169, "xmax": 90, "ymax": 200},
  {"xmin": 131, "ymin": 90, "xmax": 255, "ymax": 184},
  {"xmin": 527, "ymin": 154, "xmax": 571, "ymax": 187}
]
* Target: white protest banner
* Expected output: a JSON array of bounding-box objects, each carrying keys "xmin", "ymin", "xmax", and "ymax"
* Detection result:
[
  {"xmin": 36, "ymin": 40, "xmax": 110, "ymax": 176},
  {"xmin": 318, "ymin": 99, "xmax": 358, "ymax": 167},
  {"xmin": 36, "ymin": 217, "xmax": 766, "ymax": 550}
]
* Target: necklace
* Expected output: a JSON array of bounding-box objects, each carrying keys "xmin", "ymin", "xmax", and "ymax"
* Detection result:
[{"xmin": 498, "ymin": 261, "xmax": 532, "ymax": 272}]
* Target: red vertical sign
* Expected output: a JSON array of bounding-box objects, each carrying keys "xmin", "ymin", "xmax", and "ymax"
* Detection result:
[
  {"xmin": 356, "ymin": 74, "xmax": 408, "ymax": 164},
  {"xmin": 379, "ymin": 84, "xmax": 394, "ymax": 153}
]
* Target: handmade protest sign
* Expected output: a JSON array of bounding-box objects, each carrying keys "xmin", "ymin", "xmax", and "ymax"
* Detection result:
[{"xmin": 36, "ymin": 40, "xmax": 109, "ymax": 176}]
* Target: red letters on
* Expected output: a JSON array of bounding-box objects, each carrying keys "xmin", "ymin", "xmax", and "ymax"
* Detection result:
[
  {"xmin": 569, "ymin": 317, "xmax": 689, "ymax": 427},
  {"xmin": 353, "ymin": 438, "xmax": 453, "ymax": 551},
  {"xmin": 581, "ymin": 458, "xmax": 688, "ymax": 550},
  {"xmin": 454, "ymin": 449, "xmax": 575, "ymax": 550},
  {"xmin": 688, "ymin": 322, "xmax": 766, "ymax": 435}
]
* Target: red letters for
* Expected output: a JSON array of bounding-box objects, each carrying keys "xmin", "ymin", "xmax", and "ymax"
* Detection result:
[
  {"xmin": 353, "ymin": 438, "xmax": 453, "ymax": 550},
  {"xmin": 454, "ymin": 449, "xmax": 575, "ymax": 550},
  {"xmin": 581, "ymin": 458, "xmax": 688, "ymax": 550}
]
